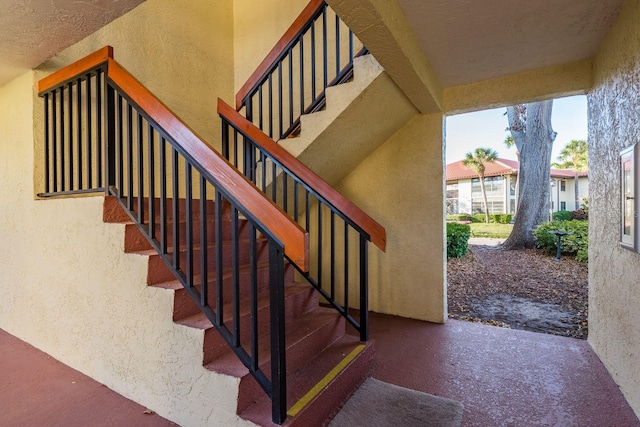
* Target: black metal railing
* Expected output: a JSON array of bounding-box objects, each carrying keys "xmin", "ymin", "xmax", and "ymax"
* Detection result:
[
  {"xmin": 38, "ymin": 51, "xmax": 308, "ymax": 424},
  {"xmin": 236, "ymin": 0, "xmax": 367, "ymax": 141},
  {"xmin": 220, "ymin": 101, "xmax": 372, "ymax": 342},
  {"xmin": 41, "ymin": 66, "xmax": 108, "ymax": 196}
]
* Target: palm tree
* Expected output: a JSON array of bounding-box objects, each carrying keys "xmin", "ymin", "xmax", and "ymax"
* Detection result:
[
  {"xmin": 555, "ymin": 139, "xmax": 588, "ymax": 210},
  {"xmin": 463, "ymin": 147, "xmax": 499, "ymax": 223}
]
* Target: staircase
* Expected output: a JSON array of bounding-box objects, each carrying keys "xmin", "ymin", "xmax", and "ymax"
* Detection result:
[
  {"xmin": 37, "ymin": 2, "xmax": 386, "ymax": 425},
  {"xmin": 103, "ymin": 195, "xmax": 374, "ymax": 425}
]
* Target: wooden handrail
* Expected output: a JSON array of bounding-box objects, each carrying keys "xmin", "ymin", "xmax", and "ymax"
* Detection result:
[
  {"xmin": 235, "ymin": 0, "xmax": 324, "ymax": 110},
  {"xmin": 106, "ymin": 58, "xmax": 309, "ymax": 271},
  {"xmin": 38, "ymin": 46, "xmax": 113, "ymax": 94},
  {"xmin": 218, "ymin": 98, "xmax": 386, "ymax": 252}
]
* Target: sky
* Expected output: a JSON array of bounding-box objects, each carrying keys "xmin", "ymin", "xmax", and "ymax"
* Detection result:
[{"xmin": 445, "ymin": 95, "xmax": 588, "ymax": 164}]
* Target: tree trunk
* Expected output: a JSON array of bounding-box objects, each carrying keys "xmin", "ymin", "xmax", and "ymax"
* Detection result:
[
  {"xmin": 503, "ymin": 101, "xmax": 557, "ymax": 249},
  {"xmin": 574, "ymin": 170, "xmax": 580, "ymax": 210},
  {"xmin": 479, "ymin": 173, "xmax": 490, "ymax": 223}
]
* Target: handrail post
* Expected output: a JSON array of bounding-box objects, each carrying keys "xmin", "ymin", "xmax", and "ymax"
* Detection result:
[
  {"xmin": 105, "ymin": 75, "xmax": 116, "ymax": 194},
  {"xmin": 359, "ymin": 235, "xmax": 369, "ymax": 342},
  {"xmin": 269, "ymin": 244, "xmax": 287, "ymax": 424}
]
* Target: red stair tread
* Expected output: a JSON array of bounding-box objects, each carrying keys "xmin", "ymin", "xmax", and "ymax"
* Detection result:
[
  {"xmin": 176, "ymin": 283, "xmax": 312, "ymax": 331},
  {"xmin": 205, "ymin": 308, "xmax": 342, "ymax": 378},
  {"xmin": 240, "ymin": 335, "xmax": 375, "ymax": 426}
]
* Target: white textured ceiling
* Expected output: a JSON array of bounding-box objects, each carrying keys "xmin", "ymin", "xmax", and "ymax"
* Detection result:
[
  {"xmin": 396, "ymin": 0, "xmax": 626, "ymax": 87},
  {"xmin": 0, "ymin": 0, "xmax": 144, "ymax": 87},
  {"xmin": 0, "ymin": 0, "xmax": 627, "ymax": 90}
]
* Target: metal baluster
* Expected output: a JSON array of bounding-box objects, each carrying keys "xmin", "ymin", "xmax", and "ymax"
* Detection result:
[
  {"xmin": 137, "ymin": 112, "xmax": 144, "ymax": 224},
  {"xmin": 331, "ymin": 212, "xmax": 335, "ymax": 300},
  {"xmin": 160, "ymin": 137, "xmax": 167, "ymax": 254},
  {"xmin": 172, "ymin": 147, "xmax": 180, "ymax": 271},
  {"xmin": 359, "ymin": 233, "xmax": 369, "ymax": 341},
  {"xmin": 68, "ymin": 82, "xmax": 73, "ymax": 191},
  {"xmin": 186, "ymin": 163, "xmax": 193, "ymax": 288},
  {"xmin": 249, "ymin": 223, "xmax": 258, "ymax": 371},
  {"xmin": 278, "ymin": 62, "xmax": 283, "ymax": 139},
  {"xmin": 148, "ymin": 123, "xmax": 155, "ymax": 240},
  {"xmin": 52, "ymin": 90, "xmax": 57, "ymax": 193},
  {"xmin": 322, "ymin": 7, "xmax": 328, "ymax": 89},
  {"xmin": 317, "ymin": 201, "xmax": 323, "ymax": 289},
  {"xmin": 232, "ymin": 207, "xmax": 240, "ymax": 347},
  {"xmin": 344, "ymin": 222, "xmax": 349, "ymax": 316},
  {"xmin": 269, "ymin": 244, "xmax": 287, "ymax": 424},
  {"xmin": 76, "ymin": 79, "xmax": 82, "ymax": 189},
  {"xmin": 127, "ymin": 103, "xmax": 133, "ymax": 210},
  {"xmin": 268, "ymin": 75, "xmax": 273, "ymax": 139},
  {"xmin": 96, "ymin": 71, "xmax": 102, "ymax": 187},
  {"xmin": 60, "ymin": 86, "xmax": 65, "ymax": 192},
  {"xmin": 215, "ymin": 190, "xmax": 224, "ymax": 325},
  {"xmin": 86, "ymin": 75, "xmax": 92, "ymax": 189},
  {"xmin": 200, "ymin": 176, "xmax": 208, "ymax": 308},
  {"xmin": 44, "ymin": 93, "xmax": 50, "ymax": 193},
  {"xmin": 335, "ymin": 13, "xmax": 341, "ymax": 76},
  {"xmin": 117, "ymin": 95, "xmax": 124, "ymax": 197},
  {"xmin": 288, "ymin": 47, "xmax": 293, "ymax": 131}
]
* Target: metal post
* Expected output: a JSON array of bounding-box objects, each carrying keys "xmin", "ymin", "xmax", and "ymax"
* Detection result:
[{"xmin": 269, "ymin": 244, "xmax": 287, "ymax": 424}]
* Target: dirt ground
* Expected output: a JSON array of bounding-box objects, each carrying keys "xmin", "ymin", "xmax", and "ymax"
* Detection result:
[{"xmin": 447, "ymin": 241, "xmax": 589, "ymax": 339}]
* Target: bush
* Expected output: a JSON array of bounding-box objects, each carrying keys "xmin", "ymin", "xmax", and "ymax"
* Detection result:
[
  {"xmin": 553, "ymin": 211, "xmax": 573, "ymax": 221},
  {"xmin": 469, "ymin": 213, "xmax": 512, "ymax": 224},
  {"xmin": 447, "ymin": 223, "xmax": 471, "ymax": 259},
  {"xmin": 471, "ymin": 214, "xmax": 487, "ymax": 223},
  {"xmin": 446, "ymin": 213, "xmax": 472, "ymax": 222},
  {"xmin": 533, "ymin": 220, "xmax": 588, "ymax": 262},
  {"xmin": 491, "ymin": 213, "xmax": 513, "ymax": 224}
]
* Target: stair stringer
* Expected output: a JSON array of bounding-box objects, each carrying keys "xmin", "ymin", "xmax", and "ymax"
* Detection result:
[{"xmin": 280, "ymin": 54, "xmax": 418, "ymax": 186}]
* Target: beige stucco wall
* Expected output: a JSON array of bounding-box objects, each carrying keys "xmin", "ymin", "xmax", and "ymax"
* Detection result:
[
  {"xmin": 233, "ymin": 0, "xmax": 309, "ymax": 94},
  {"xmin": 38, "ymin": 0, "xmax": 233, "ymax": 148},
  {"xmin": 336, "ymin": 113, "xmax": 446, "ymax": 322},
  {"xmin": 588, "ymin": 0, "xmax": 640, "ymax": 417}
]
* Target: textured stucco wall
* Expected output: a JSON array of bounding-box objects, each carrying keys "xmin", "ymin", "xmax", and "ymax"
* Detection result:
[
  {"xmin": 336, "ymin": 113, "xmax": 446, "ymax": 322},
  {"xmin": 588, "ymin": 0, "xmax": 640, "ymax": 417},
  {"xmin": 38, "ymin": 0, "xmax": 233, "ymax": 147},
  {"xmin": 233, "ymin": 0, "xmax": 308, "ymax": 94}
]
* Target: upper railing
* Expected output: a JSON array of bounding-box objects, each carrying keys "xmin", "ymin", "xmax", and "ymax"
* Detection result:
[
  {"xmin": 38, "ymin": 46, "xmax": 308, "ymax": 424},
  {"xmin": 235, "ymin": 0, "xmax": 367, "ymax": 140},
  {"xmin": 219, "ymin": 98, "xmax": 385, "ymax": 342}
]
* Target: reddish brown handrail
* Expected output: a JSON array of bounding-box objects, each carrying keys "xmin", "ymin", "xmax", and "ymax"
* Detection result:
[
  {"xmin": 235, "ymin": 0, "xmax": 324, "ymax": 110},
  {"xmin": 38, "ymin": 47, "xmax": 309, "ymax": 272},
  {"xmin": 218, "ymin": 98, "xmax": 386, "ymax": 252},
  {"xmin": 38, "ymin": 46, "xmax": 113, "ymax": 94},
  {"xmin": 107, "ymin": 59, "xmax": 309, "ymax": 271}
]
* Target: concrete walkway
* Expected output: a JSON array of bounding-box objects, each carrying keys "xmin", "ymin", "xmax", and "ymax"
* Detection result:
[
  {"xmin": 2, "ymin": 315, "xmax": 639, "ymax": 426},
  {"xmin": 468, "ymin": 237, "xmax": 505, "ymax": 246}
]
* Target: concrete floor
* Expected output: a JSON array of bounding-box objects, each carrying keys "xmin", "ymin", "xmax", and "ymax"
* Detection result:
[{"xmin": 2, "ymin": 315, "xmax": 639, "ymax": 426}]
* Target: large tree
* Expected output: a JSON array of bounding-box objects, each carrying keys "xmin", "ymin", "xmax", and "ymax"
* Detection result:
[
  {"xmin": 503, "ymin": 101, "xmax": 557, "ymax": 249},
  {"xmin": 554, "ymin": 139, "xmax": 588, "ymax": 210},
  {"xmin": 463, "ymin": 147, "xmax": 498, "ymax": 224}
]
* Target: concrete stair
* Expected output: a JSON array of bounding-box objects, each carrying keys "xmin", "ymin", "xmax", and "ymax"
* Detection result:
[
  {"xmin": 278, "ymin": 54, "xmax": 417, "ymax": 186},
  {"xmin": 103, "ymin": 195, "xmax": 374, "ymax": 426}
]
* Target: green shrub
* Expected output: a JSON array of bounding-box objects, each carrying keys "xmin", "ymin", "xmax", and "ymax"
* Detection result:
[
  {"xmin": 447, "ymin": 223, "xmax": 471, "ymax": 258},
  {"xmin": 491, "ymin": 213, "xmax": 512, "ymax": 224},
  {"xmin": 446, "ymin": 214, "xmax": 472, "ymax": 222},
  {"xmin": 468, "ymin": 213, "xmax": 512, "ymax": 224},
  {"xmin": 552, "ymin": 211, "xmax": 573, "ymax": 221},
  {"xmin": 533, "ymin": 220, "xmax": 589, "ymax": 262},
  {"xmin": 471, "ymin": 214, "xmax": 487, "ymax": 223}
]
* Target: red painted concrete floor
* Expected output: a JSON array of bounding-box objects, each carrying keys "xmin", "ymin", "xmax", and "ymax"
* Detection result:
[
  {"xmin": 364, "ymin": 313, "xmax": 640, "ymax": 427},
  {"xmin": 0, "ymin": 329, "xmax": 175, "ymax": 426},
  {"xmin": 2, "ymin": 315, "xmax": 639, "ymax": 427}
]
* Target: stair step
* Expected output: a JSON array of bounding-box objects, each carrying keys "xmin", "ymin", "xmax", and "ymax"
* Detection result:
[
  {"xmin": 177, "ymin": 283, "xmax": 318, "ymax": 363},
  {"xmin": 136, "ymin": 239, "xmax": 270, "ymax": 285},
  {"xmin": 104, "ymin": 195, "xmax": 225, "ymax": 224},
  {"xmin": 123, "ymin": 218, "xmax": 251, "ymax": 253},
  {"xmin": 206, "ymin": 307, "xmax": 345, "ymax": 414},
  {"xmin": 157, "ymin": 261, "xmax": 293, "ymax": 321},
  {"xmin": 240, "ymin": 335, "xmax": 375, "ymax": 426}
]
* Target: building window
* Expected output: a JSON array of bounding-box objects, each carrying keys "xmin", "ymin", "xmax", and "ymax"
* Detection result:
[
  {"xmin": 471, "ymin": 176, "xmax": 505, "ymax": 195},
  {"xmin": 446, "ymin": 183, "xmax": 459, "ymax": 214},
  {"xmin": 472, "ymin": 200, "xmax": 504, "ymax": 214},
  {"xmin": 560, "ymin": 180, "xmax": 566, "ymax": 191},
  {"xmin": 561, "ymin": 201, "xmax": 566, "ymax": 211}
]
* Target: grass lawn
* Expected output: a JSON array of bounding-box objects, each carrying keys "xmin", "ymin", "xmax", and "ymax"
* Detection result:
[{"xmin": 469, "ymin": 223, "xmax": 513, "ymax": 238}]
